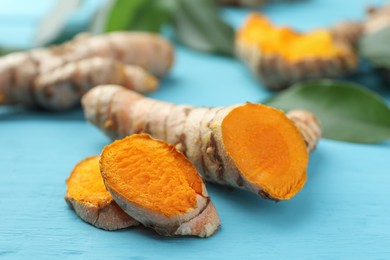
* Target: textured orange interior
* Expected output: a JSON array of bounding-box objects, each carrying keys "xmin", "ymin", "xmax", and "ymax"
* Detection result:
[
  {"xmin": 100, "ymin": 134, "xmax": 203, "ymax": 217},
  {"xmin": 222, "ymin": 103, "xmax": 308, "ymax": 200},
  {"xmin": 66, "ymin": 156, "xmax": 112, "ymax": 206},
  {"xmin": 238, "ymin": 14, "xmax": 345, "ymax": 62}
]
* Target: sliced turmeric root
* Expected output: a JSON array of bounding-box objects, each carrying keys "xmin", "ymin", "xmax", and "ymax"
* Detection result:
[
  {"xmin": 65, "ymin": 156, "xmax": 138, "ymax": 230},
  {"xmin": 83, "ymin": 85, "xmax": 321, "ymax": 201},
  {"xmin": 236, "ymin": 13, "xmax": 358, "ymax": 89},
  {"xmin": 100, "ymin": 134, "xmax": 221, "ymax": 237}
]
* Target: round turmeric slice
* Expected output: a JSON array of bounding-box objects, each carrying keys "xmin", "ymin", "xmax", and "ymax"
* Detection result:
[
  {"xmin": 100, "ymin": 134, "xmax": 220, "ymax": 237},
  {"xmin": 236, "ymin": 13, "xmax": 358, "ymax": 90},
  {"xmin": 65, "ymin": 156, "xmax": 138, "ymax": 230},
  {"xmin": 219, "ymin": 103, "xmax": 309, "ymax": 200}
]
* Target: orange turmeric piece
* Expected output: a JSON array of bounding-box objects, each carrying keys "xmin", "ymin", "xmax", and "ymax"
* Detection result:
[
  {"xmin": 65, "ymin": 156, "xmax": 138, "ymax": 230},
  {"xmin": 83, "ymin": 85, "xmax": 322, "ymax": 200},
  {"xmin": 239, "ymin": 14, "xmax": 345, "ymax": 62},
  {"xmin": 236, "ymin": 14, "xmax": 357, "ymax": 89},
  {"xmin": 221, "ymin": 104, "xmax": 308, "ymax": 199},
  {"xmin": 100, "ymin": 134, "xmax": 220, "ymax": 237}
]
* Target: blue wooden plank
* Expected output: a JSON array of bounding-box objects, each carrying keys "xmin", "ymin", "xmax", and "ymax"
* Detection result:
[
  {"xmin": 0, "ymin": 0, "xmax": 105, "ymax": 48},
  {"xmin": 1, "ymin": 0, "xmax": 390, "ymax": 259}
]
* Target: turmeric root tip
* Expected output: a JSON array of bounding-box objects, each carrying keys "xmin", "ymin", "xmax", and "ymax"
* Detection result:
[
  {"xmin": 65, "ymin": 156, "xmax": 138, "ymax": 230},
  {"xmin": 100, "ymin": 134, "xmax": 220, "ymax": 237}
]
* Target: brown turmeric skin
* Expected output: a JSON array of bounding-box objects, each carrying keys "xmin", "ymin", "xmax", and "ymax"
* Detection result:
[
  {"xmin": 0, "ymin": 32, "xmax": 173, "ymax": 109},
  {"xmin": 34, "ymin": 57, "xmax": 158, "ymax": 110},
  {"xmin": 363, "ymin": 3, "xmax": 390, "ymax": 84},
  {"xmin": 65, "ymin": 156, "xmax": 138, "ymax": 230},
  {"xmin": 100, "ymin": 134, "xmax": 220, "ymax": 237},
  {"xmin": 83, "ymin": 85, "xmax": 321, "ymax": 201},
  {"xmin": 236, "ymin": 14, "xmax": 358, "ymax": 90},
  {"xmin": 365, "ymin": 3, "xmax": 390, "ymax": 34},
  {"xmin": 331, "ymin": 21, "xmax": 363, "ymax": 48}
]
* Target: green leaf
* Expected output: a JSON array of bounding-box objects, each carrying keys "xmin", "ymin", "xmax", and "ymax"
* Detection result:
[
  {"xmin": 359, "ymin": 27, "xmax": 390, "ymax": 68},
  {"xmin": 104, "ymin": 0, "xmax": 144, "ymax": 32},
  {"xmin": 104, "ymin": 0, "xmax": 176, "ymax": 33},
  {"xmin": 263, "ymin": 80, "xmax": 390, "ymax": 143},
  {"xmin": 173, "ymin": 0, "xmax": 234, "ymax": 56}
]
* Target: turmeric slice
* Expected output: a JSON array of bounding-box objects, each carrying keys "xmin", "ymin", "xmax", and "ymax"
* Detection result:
[
  {"xmin": 65, "ymin": 156, "xmax": 138, "ymax": 230},
  {"xmin": 0, "ymin": 32, "xmax": 173, "ymax": 108},
  {"xmin": 83, "ymin": 85, "xmax": 321, "ymax": 200},
  {"xmin": 236, "ymin": 14, "xmax": 357, "ymax": 90},
  {"xmin": 100, "ymin": 134, "xmax": 220, "ymax": 237}
]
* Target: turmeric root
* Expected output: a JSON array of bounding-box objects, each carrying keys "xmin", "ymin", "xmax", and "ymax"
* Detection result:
[
  {"xmin": 83, "ymin": 85, "xmax": 321, "ymax": 201},
  {"xmin": 65, "ymin": 156, "xmax": 138, "ymax": 230},
  {"xmin": 361, "ymin": 4, "xmax": 390, "ymax": 84},
  {"xmin": 100, "ymin": 134, "xmax": 220, "ymax": 237},
  {"xmin": 365, "ymin": 3, "xmax": 390, "ymax": 34},
  {"xmin": 331, "ymin": 21, "xmax": 363, "ymax": 48},
  {"xmin": 236, "ymin": 14, "xmax": 357, "ymax": 90},
  {"xmin": 0, "ymin": 32, "xmax": 173, "ymax": 108},
  {"xmin": 34, "ymin": 57, "xmax": 158, "ymax": 110}
]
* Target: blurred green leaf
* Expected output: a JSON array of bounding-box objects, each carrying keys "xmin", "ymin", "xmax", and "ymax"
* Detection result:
[
  {"xmin": 360, "ymin": 27, "xmax": 390, "ymax": 68},
  {"xmin": 104, "ymin": 0, "xmax": 144, "ymax": 32},
  {"xmin": 173, "ymin": 0, "xmax": 235, "ymax": 56},
  {"xmin": 105, "ymin": 0, "xmax": 177, "ymax": 33},
  {"xmin": 264, "ymin": 80, "xmax": 390, "ymax": 143},
  {"xmin": 127, "ymin": 0, "xmax": 176, "ymax": 32}
]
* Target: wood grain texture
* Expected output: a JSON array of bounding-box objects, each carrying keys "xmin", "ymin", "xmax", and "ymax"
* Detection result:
[{"xmin": 1, "ymin": 0, "xmax": 390, "ymax": 258}]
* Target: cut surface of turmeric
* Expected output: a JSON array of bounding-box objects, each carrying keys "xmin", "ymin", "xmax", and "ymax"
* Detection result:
[
  {"xmin": 236, "ymin": 13, "xmax": 358, "ymax": 90},
  {"xmin": 100, "ymin": 134, "xmax": 220, "ymax": 237},
  {"xmin": 222, "ymin": 103, "xmax": 308, "ymax": 199},
  {"xmin": 238, "ymin": 14, "xmax": 345, "ymax": 62},
  {"xmin": 101, "ymin": 135, "xmax": 203, "ymax": 217},
  {"xmin": 83, "ymin": 85, "xmax": 321, "ymax": 201},
  {"xmin": 65, "ymin": 156, "xmax": 138, "ymax": 230},
  {"xmin": 66, "ymin": 156, "xmax": 111, "ymax": 206}
]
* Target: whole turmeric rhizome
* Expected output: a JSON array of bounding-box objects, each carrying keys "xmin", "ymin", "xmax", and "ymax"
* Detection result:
[{"xmin": 66, "ymin": 89, "xmax": 321, "ymax": 238}]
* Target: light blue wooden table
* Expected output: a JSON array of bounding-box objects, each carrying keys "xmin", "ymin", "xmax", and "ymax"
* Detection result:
[{"xmin": 1, "ymin": 0, "xmax": 390, "ymax": 259}]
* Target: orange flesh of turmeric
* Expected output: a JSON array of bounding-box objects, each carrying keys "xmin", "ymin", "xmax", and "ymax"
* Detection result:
[
  {"xmin": 222, "ymin": 103, "xmax": 308, "ymax": 200},
  {"xmin": 100, "ymin": 134, "xmax": 204, "ymax": 217},
  {"xmin": 238, "ymin": 14, "xmax": 344, "ymax": 62},
  {"xmin": 66, "ymin": 156, "xmax": 112, "ymax": 207}
]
